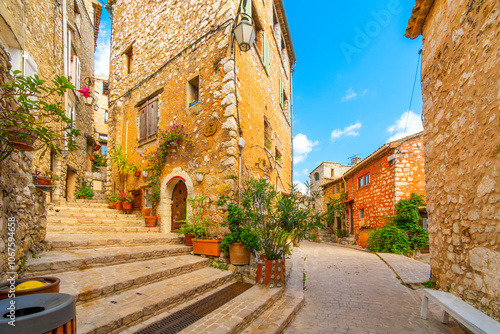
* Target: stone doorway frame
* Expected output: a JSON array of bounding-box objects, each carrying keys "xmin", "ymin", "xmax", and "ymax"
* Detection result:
[{"xmin": 159, "ymin": 168, "xmax": 194, "ymax": 233}]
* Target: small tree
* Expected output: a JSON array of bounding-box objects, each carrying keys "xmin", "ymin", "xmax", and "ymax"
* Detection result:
[{"xmin": 393, "ymin": 193, "xmax": 428, "ymax": 250}]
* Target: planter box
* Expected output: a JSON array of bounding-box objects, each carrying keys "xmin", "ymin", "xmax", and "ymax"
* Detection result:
[{"xmin": 192, "ymin": 239, "xmax": 221, "ymax": 257}]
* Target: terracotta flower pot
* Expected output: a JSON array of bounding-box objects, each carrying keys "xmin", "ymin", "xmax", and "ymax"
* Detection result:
[
  {"xmin": 122, "ymin": 202, "xmax": 132, "ymax": 210},
  {"xmin": 255, "ymin": 255, "xmax": 285, "ymax": 286},
  {"xmin": 0, "ymin": 276, "xmax": 60, "ymax": 300},
  {"xmin": 79, "ymin": 195, "xmax": 85, "ymax": 199},
  {"xmin": 89, "ymin": 156, "xmax": 96, "ymax": 161},
  {"xmin": 37, "ymin": 176, "xmax": 51, "ymax": 186},
  {"xmin": 135, "ymin": 170, "xmax": 141, "ymax": 177},
  {"xmin": 192, "ymin": 239, "xmax": 221, "ymax": 257},
  {"xmin": 145, "ymin": 216, "xmax": 157, "ymax": 227},
  {"xmin": 108, "ymin": 201, "xmax": 115, "ymax": 208},
  {"xmin": 359, "ymin": 228, "xmax": 373, "ymax": 248},
  {"xmin": 115, "ymin": 202, "xmax": 123, "ymax": 210},
  {"xmin": 184, "ymin": 233, "xmax": 194, "ymax": 246},
  {"xmin": 229, "ymin": 242, "xmax": 251, "ymax": 265},
  {"xmin": 5, "ymin": 126, "xmax": 38, "ymax": 151}
]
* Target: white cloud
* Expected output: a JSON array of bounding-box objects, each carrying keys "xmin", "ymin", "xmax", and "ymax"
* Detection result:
[
  {"xmin": 293, "ymin": 168, "xmax": 309, "ymax": 177},
  {"xmin": 293, "ymin": 134, "xmax": 319, "ymax": 165},
  {"xmin": 330, "ymin": 122, "xmax": 362, "ymax": 141},
  {"xmin": 387, "ymin": 110, "xmax": 423, "ymax": 142},
  {"xmin": 341, "ymin": 88, "xmax": 367, "ymax": 102},
  {"xmin": 94, "ymin": 23, "xmax": 110, "ymax": 76},
  {"xmin": 293, "ymin": 181, "xmax": 308, "ymax": 195}
]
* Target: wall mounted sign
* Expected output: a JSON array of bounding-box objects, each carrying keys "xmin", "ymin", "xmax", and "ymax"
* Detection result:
[{"xmin": 204, "ymin": 122, "xmax": 217, "ymax": 137}]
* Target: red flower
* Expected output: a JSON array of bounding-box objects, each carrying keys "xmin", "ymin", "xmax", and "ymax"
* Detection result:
[{"xmin": 76, "ymin": 86, "xmax": 90, "ymax": 98}]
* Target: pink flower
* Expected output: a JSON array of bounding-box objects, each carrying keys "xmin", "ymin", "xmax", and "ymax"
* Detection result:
[{"xmin": 76, "ymin": 86, "xmax": 90, "ymax": 98}]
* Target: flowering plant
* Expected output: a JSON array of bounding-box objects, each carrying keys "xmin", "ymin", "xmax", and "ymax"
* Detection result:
[
  {"xmin": 118, "ymin": 191, "xmax": 134, "ymax": 203},
  {"xmin": 142, "ymin": 125, "xmax": 194, "ymax": 210}
]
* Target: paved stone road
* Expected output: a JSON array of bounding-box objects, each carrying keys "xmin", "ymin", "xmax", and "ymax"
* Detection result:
[
  {"xmin": 378, "ymin": 252, "xmax": 431, "ymax": 284},
  {"xmin": 285, "ymin": 242, "xmax": 448, "ymax": 334}
]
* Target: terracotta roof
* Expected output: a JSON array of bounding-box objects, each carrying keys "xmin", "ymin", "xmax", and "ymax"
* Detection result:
[
  {"xmin": 342, "ymin": 132, "xmax": 424, "ymax": 179},
  {"xmin": 320, "ymin": 177, "xmax": 344, "ymax": 190},
  {"xmin": 405, "ymin": 0, "xmax": 435, "ymax": 39}
]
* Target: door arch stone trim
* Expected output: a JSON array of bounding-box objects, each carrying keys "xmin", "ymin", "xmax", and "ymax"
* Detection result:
[{"xmin": 159, "ymin": 168, "xmax": 194, "ymax": 233}]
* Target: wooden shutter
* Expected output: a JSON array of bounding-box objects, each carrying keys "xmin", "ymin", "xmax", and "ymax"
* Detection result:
[
  {"xmin": 279, "ymin": 77, "xmax": 283, "ymax": 108},
  {"xmin": 147, "ymin": 99, "xmax": 158, "ymax": 137},
  {"xmin": 263, "ymin": 32, "xmax": 270, "ymax": 75},
  {"xmin": 139, "ymin": 105, "xmax": 147, "ymax": 140},
  {"xmin": 67, "ymin": 30, "xmax": 72, "ymax": 77},
  {"xmin": 75, "ymin": 56, "xmax": 81, "ymax": 91}
]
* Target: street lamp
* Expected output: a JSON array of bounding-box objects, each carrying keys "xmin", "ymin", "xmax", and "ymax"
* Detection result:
[{"xmin": 233, "ymin": 12, "xmax": 255, "ymax": 52}]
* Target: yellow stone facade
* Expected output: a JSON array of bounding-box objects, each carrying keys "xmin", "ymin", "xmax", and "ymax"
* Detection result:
[{"xmin": 107, "ymin": 0, "xmax": 295, "ymax": 232}]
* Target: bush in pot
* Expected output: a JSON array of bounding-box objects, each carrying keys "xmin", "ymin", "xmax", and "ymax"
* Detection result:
[
  {"xmin": 118, "ymin": 191, "xmax": 134, "ymax": 210},
  {"xmin": 75, "ymin": 186, "xmax": 93, "ymax": 199},
  {"xmin": 108, "ymin": 194, "xmax": 118, "ymax": 208}
]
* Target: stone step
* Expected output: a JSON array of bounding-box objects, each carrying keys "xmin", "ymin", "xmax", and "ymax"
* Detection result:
[
  {"xmin": 49, "ymin": 212, "xmax": 143, "ymax": 220},
  {"xmin": 47, "ymin": 225, "xmax": 160, "ymax": 234},
  {"xmin": 30, "ymin": 255, "xmax": 209, "ymax": 304},
  {"xmin": 45, "ymin": 233, "xmax": 184, "ymax": 250},
  {"xmin": 22, "ymin": 244, "xmax": 193, "ymax": 276},
  {"xmin": 47, "ymin": 218, "xmax": 145, "ymax": 227},
  {"xmin": 76, "ymin": 267, "xmax": 234, "ymax": 334},
  {"xmin": 58, "ymin": 201, "xmax": 109, "ymax": 209},
  {"xmin": 177, "ymin": 285, "xmax": 283, "ymax": 334},
  {"xmin": 50, "ymin": 206, "xmax": 119, "ymax": 213}
]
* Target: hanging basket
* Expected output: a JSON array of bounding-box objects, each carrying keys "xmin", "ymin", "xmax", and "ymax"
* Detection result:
[
  {"xmin": 37, "ymin": 176, "xmax": 52, "ymax": 186},
  {"xmin": 5, "ymin": 126, "xmax": 38, "ymax": 151}
]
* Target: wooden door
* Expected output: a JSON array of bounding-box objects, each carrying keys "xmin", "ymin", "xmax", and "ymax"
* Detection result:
[{"xmin": 171, "ymin": 182, "xmax": 187, "ymax": 231}]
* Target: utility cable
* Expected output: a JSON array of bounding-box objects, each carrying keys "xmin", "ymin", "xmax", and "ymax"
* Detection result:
[{"xmin": 403, "ymin": 49, "xmax": 422, "ymax": 136}]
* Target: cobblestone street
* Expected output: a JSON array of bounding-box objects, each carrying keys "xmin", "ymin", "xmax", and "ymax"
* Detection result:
[{"xmin": 285, "ymin": 242, "xmax": 448, "ymax": 334}]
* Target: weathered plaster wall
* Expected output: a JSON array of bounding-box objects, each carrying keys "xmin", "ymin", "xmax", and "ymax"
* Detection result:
[
  {"xmin": 419, "ymin": 0, "xmax": 500, "ymax": 319},
  {"xmin": 107, "ymin": 0, "xmax": 293, "ymax": 231},
  {"xmin": 0, "ymin": 45, "xmax": 46, "ymax": 281}
]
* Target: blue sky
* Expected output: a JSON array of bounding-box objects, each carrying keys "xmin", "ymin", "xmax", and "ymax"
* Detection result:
[{"xmin": 94, "ymin": 0, "xmax": 423, "ymax": 192}]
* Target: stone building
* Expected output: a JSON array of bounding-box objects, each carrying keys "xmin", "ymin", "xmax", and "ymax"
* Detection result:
[
  {"xmin": 405, "ymin": 0, "xmax": 500, "ymax": 319},
  {"xmin": 309, "ymin": 161, "xmax": 351, "ymax": 213},
  {"xmin": 323, "ymin": 132, "xmax": 426, "ymax": 239},
  {"xmin": 1, "ymin": 0, "xmax": 102, "ymax": 205},
  {"xmin": 0, "ymin": 0, "xmax": 102, "ymax": 279},
  {"xmin": 106, "ymin": 0, "xmax": 295, "ymax": 232},
  {"xmin": 93, "ymin": 74, "xmax": 109, "ymax": 156}
]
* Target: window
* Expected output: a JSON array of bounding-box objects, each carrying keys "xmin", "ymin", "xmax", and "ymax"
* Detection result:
[
  {"xmin": 279, "ymin": 78, "xmax": 290, "ymax": 122},
  {"xmin": 102, "ymin": 82, "xmax": 109, "ymax": 95},
  {"xmin": 187, "ymin": 76, "xmax": 199, "ymax": 107},
  {"xmin": 144, "ymin": 188, "xmax": 153, "ymax": 208},
  {"xmin": 101, "ymin": 145, "xmax": 108, "ymax": 155},
  {"xmin": 124, "ymin": 46, "xmax": 133, "ymax": 74},
  {"xmin": 359, "ymin": 208, "xmax": 364, "ymax": 219},
  {"xmin": 139, "ymin": 95, "xmax": 158, "ymax": 144},
  {"xmin": 275, "ymin": 147, "xmax": 282, "ymax": 165},
  {"xmin": 315, "ymin": 173, "xmax": 319, "ymax": 181},
  {"xmin": 250, "ymin": 3, "xmax": 269, "ymax": 74},
  {"xmin": 264, "ymin": 117, "xmax": 272, "ymax": 151},
  {"xmin": 358, "ymin": 173, "xmax": 370, "ymax": 188},
  {"xmin": 331, "ymin": 169, "xmax": 334, "ymax": 177},
  {"xmin": 104, "ymin": 110, "xmax": 108, "ymax": 124}
]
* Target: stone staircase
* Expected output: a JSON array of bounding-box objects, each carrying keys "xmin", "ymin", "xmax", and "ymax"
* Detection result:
[{"xmin": 20, "ymin": 199, "xmax": 303, "ymax": 334}]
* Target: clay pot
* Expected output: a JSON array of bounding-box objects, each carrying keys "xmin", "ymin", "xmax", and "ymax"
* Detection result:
[
  {"xmin": 229, "ymin": 242, "xmax": 251, "ymax": 265},
  {"xmin": 79, "ymin": 195, "xmax": 85, "ymax": 199},
  {"xmin": 144, "ymin": 216, "xmax": 157, "ymax": 227},
  {"xmin": 135, "ymin": 170, "xmax": 141, "ymax": 177},
  {"xmin": 359, "ymin": 228, "xmax": 373, "ymax": 248},
  {"xmin": 109, "ymin": 201, "xmax": 115, "ymax": 208},
  {"xmin": 0, "ymin": 276, "xmax": 60, "ymax": 300},
  {"xmin": 37, "ymin": 176, "xmax": 51, "ymax": 186},
  {"xmin": 89, "ymin": 156, "xmax": 96, "ymax": 161},
  {"xmin": 115, "ymin": 202, "xmax": 123, "ymax": 210},
  {"xmin": 192, "ymin": 239, "xmax": 221, "ymax": 257},
  {"xmin": 122, "ymin": 202, "xmax": 132, "ymax": 210},
  {"xmin": 184, "ymin": 233, "xmax": 194, "ymax": 246},
  {"xmin": 5, "ymin": 126, "xmax": 38, "ymax": 151}
]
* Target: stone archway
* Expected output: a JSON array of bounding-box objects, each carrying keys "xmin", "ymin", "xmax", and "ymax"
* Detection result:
[{"xmin": 159, "ymin": 168, "xmax": 194, "ymax": 233}]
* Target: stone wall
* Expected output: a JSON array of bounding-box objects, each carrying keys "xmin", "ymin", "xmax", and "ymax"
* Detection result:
[
  {"xmin": 0, "ymin": 45, "xmax": 46, "ymax": 281},
  {"xmin": 411, "ymin": 0, "xmax": 500, "ymax": 319},
  {"xmin": 107, "ymin": 0, "xmax": 294, "ymax": 231}
]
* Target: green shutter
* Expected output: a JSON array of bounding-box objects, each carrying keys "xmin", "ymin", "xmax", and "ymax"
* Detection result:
[
  {"xmin": 264, "ymin": 32, "xmax": 270, "ymax": 75},
  {"xmin": 240, "ymin": 0, "xmax": 251, "ymax": 17},
  {"xmin": 279, "ymin": 77, "xmax": 283, "ymax": 108}
]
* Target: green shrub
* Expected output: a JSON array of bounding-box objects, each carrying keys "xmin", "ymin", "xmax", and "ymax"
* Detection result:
[
  {"xmin": 393, "ymin": 193, "xmax": 429, "ymax": 250},
  {"xmin": 367, "ymin": 224, "xmax": 408, "ymax": 254},
  {"xmin": 75, "ymin": 186, "xmax": 93, "ymax": 199}
]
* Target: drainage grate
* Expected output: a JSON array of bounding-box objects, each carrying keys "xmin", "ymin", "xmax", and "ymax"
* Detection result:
[{"xmin": 134, "ymin": 282, "xmax": 253, "ymax": 334}]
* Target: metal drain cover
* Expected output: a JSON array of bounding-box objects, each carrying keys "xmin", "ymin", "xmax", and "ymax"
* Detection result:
[{"xmin": 134, "ymin": 281, "xmax": 253, "ymax": 334}]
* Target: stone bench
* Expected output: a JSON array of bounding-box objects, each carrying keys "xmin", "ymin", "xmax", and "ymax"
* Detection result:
[{"xmin": 421, "ymin": 289, "xmax": 500, "ymax": 334}]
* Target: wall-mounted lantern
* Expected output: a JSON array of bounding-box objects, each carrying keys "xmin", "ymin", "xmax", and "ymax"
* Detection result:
[{"xmin": 233, "ymin": 12, "xmax": 255, "ymax": 52}]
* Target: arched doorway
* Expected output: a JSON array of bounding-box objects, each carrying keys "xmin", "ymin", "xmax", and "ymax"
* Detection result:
[{"xmin": 171, "ymin": 181, "xmax": 187, "ymax": 231}]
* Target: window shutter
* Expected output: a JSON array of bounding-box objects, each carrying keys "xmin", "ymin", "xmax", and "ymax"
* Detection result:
[
  {"xmin": 22, "ymin": 52, "xmax": 38, "ymax": 78},
  {"xmin": 139, "ymin": 105, "xmax": 147, "ymax": 140},
  {"xmin": 147, "ymin": 100, "xmax": 157, "ymax": 137},
  {"xmin": 263, "ymin": 32, "xmax": 270, "ymax": 75},
  {"xmin": 75, "ymin": 56, "xmax": 81, "ymax": 92},
  {"xmin": 67, "ymin": 30, "xmax": 72, "ymax": 77},
  {"xmin": 279, "ymin": 77, "xmax": 283, "ymax": 108}
]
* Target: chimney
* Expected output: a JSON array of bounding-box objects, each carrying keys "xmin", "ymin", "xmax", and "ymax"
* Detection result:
[{"xmin": 352, "ymin": 157, "xmax": 362, "ymax": 165}]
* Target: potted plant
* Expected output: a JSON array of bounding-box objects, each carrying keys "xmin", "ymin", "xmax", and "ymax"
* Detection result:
[
  {"xmin": 115, "ymin": 198, "xmax": 123, "ymax": 210},
  {"xmin": 75, "ymin": 185, "xmax": 93, "ymax": 199},
  {"xmin": 195, "ymin": 171, "xmax": 204, "ymax": 182},
  {"xmin": 108, "ymin": 194, "xmax": 118, "ymax": 208},
  {"xmin": 359, "ymin": 225, "xmax": 374, "ymax": 248},
  {"xmin": 34, "ymin": 170, "xmax": 54, "ymax": 186},
  {"xmin": 217, "ymin": 196, "xmax": 260, "ymax": 265},
  {"xmin": 135, "ymin": 170, "xmax": 141, "ymax": 177},
  {"xmin": 119, "ymin": 191, "xmax": 134, "ymax": 210}
]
